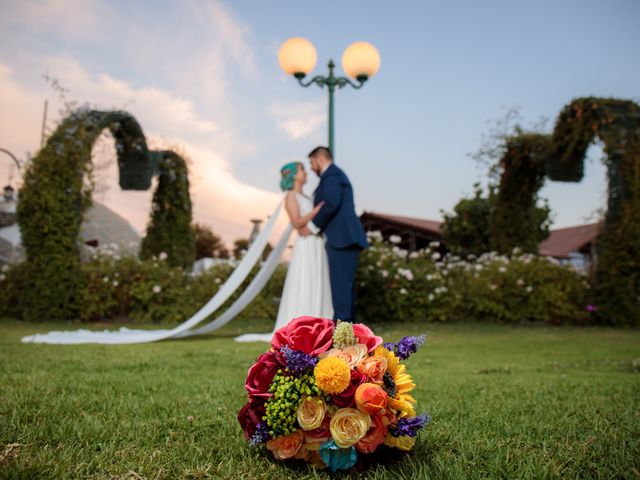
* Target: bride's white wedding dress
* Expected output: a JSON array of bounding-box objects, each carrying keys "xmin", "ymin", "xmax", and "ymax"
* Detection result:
[{"xmin": 235, "ymin": 192, "xmax": 333, "ymax": 342}]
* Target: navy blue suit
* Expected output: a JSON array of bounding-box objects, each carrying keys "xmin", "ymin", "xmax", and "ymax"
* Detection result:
[{"xmin": 312, "ymin": 164, "xmax": 368, "ymax": 322}]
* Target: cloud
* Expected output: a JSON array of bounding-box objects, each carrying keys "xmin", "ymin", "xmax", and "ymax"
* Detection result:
[
  {"xmin": 0, "ymin": 57, "xmax": 286, "ymax": 246},
  {"xmin": 189, "ymin": 0, "xmax": 258, "ymax": 75},
  {"xmin": 270, "ymin": 100, "xmax": 325, "ymax": 139},
  {"xmin": 42, "ymin": 56, "xmax": 219, "ymax": 138},
  {"xmin": 0, "ymin": 63, "xmax": 45, "ymax": 158},
  {"xmin": 0, "ymin": 0, "xmax": 105, "ymax": 39},
  {"xmin": 0, "ymin": 0, "xmax": 297, "ymax": 246}
]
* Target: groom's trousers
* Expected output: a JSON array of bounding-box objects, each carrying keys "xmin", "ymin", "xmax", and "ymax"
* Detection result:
[{"xmin": 325, "ymin": 243, "xmax": 361, "ymax": 323}]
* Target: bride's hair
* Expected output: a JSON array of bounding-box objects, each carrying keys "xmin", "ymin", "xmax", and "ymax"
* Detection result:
[{"xmin": 280, "ymin": 162, "xmax": 301, "ymax": 191}]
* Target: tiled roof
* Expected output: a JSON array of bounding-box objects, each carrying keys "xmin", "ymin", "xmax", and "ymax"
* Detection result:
[
  {"xmin": 362, "ymin": 211, "xmax": 600, "ymax": 258},
  {"xmin": 539, "ymin": 223, "xmax": 601, "ymax": 258},
  {"xmin": 360, "ymin": 211, "xmax": 442, "ymax": 235}
]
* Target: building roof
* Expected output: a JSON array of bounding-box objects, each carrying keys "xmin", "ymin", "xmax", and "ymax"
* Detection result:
[
  {"xmin": 361, "ymin": 211, "xmax": 600, "ymax": 258},
  {"xmin": 360, "ymin": 211, "xmax": 442, "ymax": 236},
  {"xmin": 539, "ymin": 223, "xmax": 600, "ymax": 258}
]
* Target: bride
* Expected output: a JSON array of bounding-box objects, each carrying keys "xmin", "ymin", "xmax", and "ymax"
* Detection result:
[{"xmin": 235, "ymin": 162, "xmax": 333, "ymax": 342}]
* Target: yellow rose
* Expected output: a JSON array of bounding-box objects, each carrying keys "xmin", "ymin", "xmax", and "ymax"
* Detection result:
[
  {"xmin": 385, "ymin": 433, "xmax": 416, "ymax": 451},
  {"xmin": 297, "ymin": 396, "xmax": 327, "ymax": 430},
  {"xmin": 320, "ymin": 344, "xmax": 368, "ymax": 368},
  {"xmin": 329, "ymin": 408, "xmax": 372, "ymax": 448}
]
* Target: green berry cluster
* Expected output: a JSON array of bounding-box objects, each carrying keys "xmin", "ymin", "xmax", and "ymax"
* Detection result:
[
  {"xmin": 332, "ymin": 320, "xmax": 357, "ymax": 349},
  {"xmin": 264, "ymin": 369, "xmax": 322, "ymax": 437}
]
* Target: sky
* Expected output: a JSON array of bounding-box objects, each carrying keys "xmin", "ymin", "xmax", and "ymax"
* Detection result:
[{"xmin": 1, "ymin": 0, "xmax": 639, "ymax": 247}]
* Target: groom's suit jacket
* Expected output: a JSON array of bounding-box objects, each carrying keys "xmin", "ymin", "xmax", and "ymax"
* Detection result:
[{"xmin": 313, "ymin": 163, "xmax": 368, "ymax": 250}]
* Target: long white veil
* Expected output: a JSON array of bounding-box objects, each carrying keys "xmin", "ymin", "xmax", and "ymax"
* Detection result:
[{"xmin": 22, "ymin": 200, "xmax": 290, "ymax": 345}]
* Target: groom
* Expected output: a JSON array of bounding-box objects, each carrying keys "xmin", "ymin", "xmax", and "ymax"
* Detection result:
[{"xmin": 300, "ymin": 146, "xmax": 368, "ymax": 323}]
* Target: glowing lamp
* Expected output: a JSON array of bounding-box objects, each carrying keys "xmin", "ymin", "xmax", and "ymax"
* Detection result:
[
  {"xmin": 342, "ymin": 42, "xmax": 380, "ymax": 82},
  {"xmin": 278, "ymin": 37, "xmax": 318, "ymax": 78}
]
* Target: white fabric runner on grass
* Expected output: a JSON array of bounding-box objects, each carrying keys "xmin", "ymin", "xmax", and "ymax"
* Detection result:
[{"xmin": 21, "ymin": 200, "xmax": 288, "ymax": 345}]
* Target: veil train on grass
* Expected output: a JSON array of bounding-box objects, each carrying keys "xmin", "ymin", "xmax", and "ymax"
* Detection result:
[{"xmin": 21, "ymin": 199, "xmax": 291, "ymax": 345}]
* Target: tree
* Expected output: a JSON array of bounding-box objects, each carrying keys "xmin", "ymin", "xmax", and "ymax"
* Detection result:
[
  {"xmin": 193, "ymin": 223, "xmax": 229, "ymax": 259},
  {"xmin": 441, "ymin": 183, "xmax": 493, "ymax": 257},
  {"xmin": 233, "ymin": 238, "xmax": 273, "ymax": 260},
  {"xmin": 468, "ymin": 110, "xmax": 552, "ymax": 255},
  {"xmin": 233, "ymin": 238, "xmax": 249, "ymax": 260}
]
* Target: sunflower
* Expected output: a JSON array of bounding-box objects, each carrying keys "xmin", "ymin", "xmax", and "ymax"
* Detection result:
[{"xmin": 373, "ymin": 345, "xmax": 416, "ymax": 418}]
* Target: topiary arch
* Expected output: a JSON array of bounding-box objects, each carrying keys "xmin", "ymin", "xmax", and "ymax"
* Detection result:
[
  {"xmin": 140, "ymin": 150, "xmax": 195, "ymax": 268},
  {"xmin": 490, "ymin": 97, "xmax": 640, "ymax": 325},
  {"xmin": 17, "ymin": 109, "xmax": 194, "ymax": 321},
  {"xmin": 489, "ymin": 133, "xmax": 550, "ymax": 254}
]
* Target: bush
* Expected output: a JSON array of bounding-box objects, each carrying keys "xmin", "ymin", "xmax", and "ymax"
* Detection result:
[
  {"xmin": 0, "ymin": 243, "xmax": 286, "ymax": 325},
  {"xmin": 356, "ymin": 232, "xmax": 591, "ymax": 325},
  {"xmin": 1, "ymin": 234, "xmax": 592, "ymax": 326}
]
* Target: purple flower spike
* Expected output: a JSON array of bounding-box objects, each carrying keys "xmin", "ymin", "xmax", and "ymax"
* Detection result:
[
  {"xmin": 249, "ymin": 421, "xmax": 270, "ymax": 446},
  {"xmin": 390, "ymin": 414, "xmax": 431, "ymax": 438},
  {"xmin": 281, "ymin": 345, "xmax": 319, "ymax": 375},
  {"xmin": 384, "ymin": 335, "xmax": 426, "ymax": 360}
]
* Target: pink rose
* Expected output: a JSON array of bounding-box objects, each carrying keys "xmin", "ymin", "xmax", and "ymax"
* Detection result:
[
  {"xmin": 272, "ymin": 316, "xmax": 335, "ymax": 356},
  {"xmin": 244, "ymin": 350, "xmax": 284, "ymax": 400},
  {"xmin": 353, "ymin": 323, "xmax": 383, "ymax": 352}
]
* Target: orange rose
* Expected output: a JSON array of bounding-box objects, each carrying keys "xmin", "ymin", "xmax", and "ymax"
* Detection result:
[
  {"xmin": 266, "ymin": 430, "xmax": 304, "ymax": 460},
  {"xmin": 320, "ymin": 344, "xmax": 368, "ymax": 369},
  {"xmin": 355, "ymin": 383, "xmax": 388, "ymax": 415},
  {"xmin": 356, "ymin": 356, "xmax": 387, "ymax": 384},
  {"xmin": 356, "ymin": 410, "xmax": 394, "ymax": 454}
]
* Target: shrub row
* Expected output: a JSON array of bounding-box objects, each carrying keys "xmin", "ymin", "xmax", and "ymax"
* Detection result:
[{"xmin": 1, "ymin": 233, "xmax": 593, "ymax": 325}]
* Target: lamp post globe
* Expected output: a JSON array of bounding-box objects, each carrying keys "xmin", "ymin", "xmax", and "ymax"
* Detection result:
[
  {"xmin": 278, "ymin": 37, "xmax": 317, "ymax": 78},
  {"xmin": 278, "ymin": 38, "xmax": 380, "ymax": 154},
  {"xmin": 342, "ymin": 41, "xmax": 381, "ymax": 82}
]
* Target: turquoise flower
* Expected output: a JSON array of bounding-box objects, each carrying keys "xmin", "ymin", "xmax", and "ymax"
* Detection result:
[{"xmin": 319, "ymin": 440, "xmax": 357, "ymax": 472}]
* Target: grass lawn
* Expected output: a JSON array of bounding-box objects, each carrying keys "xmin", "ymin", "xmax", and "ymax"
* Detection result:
[{"xmin": 1, "ymin": 318, "xmax": 639, "ymax": 479}]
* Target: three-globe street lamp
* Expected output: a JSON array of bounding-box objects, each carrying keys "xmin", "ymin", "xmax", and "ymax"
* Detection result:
[{"xmin": 278, "ymin": 38, "xmax": 381, "ymax": 154}]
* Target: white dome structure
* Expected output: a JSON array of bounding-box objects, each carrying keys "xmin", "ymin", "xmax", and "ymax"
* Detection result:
[{"xmin": 0, "ymin": 198, "xmax": 140, "ymax": 264}]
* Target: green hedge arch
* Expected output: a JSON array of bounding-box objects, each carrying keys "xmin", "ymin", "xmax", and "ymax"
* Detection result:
[
  {"xmin": 140, "ymin": 151, "xmax": 195, "ymax": 268},
  {"xmin": 490, "ymin": 97, "xmax": 640, "ymax": 325},
  {"xmin": 546, "ymin": 98, "xmax": 639, "ymax": 326},
  {"xmin": 489, "ymin": 133, "xmax": 550, "ymax": 254},
  {"xmin": 17, "ymin": 109, "xmax": 194, "ymax": 320}
]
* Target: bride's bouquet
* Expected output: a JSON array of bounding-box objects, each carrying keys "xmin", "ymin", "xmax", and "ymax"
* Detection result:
[{"xmin": 237, "ymin": 316, "xmax": 429, "ymax": 472}]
